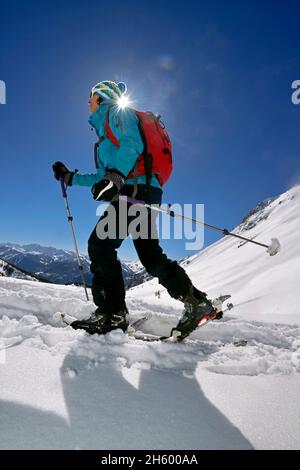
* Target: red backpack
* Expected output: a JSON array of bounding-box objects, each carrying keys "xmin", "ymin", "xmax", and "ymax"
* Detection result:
[{"xmin": 105, "ymin": 108, "xmax": 173, "ymax": 186}]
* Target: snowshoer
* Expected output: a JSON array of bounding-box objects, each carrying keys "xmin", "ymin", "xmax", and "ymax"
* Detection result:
[{"xmin": 52, "ymin": 80, "xmax": 216, "ymax": 339}]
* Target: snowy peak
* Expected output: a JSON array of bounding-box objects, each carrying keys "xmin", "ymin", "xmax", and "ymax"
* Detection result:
[
  {"xmin": 0, "ymin": 257, "xmax": 40, "ymax": 282},
  {"xmin": 239, "ymin": 197, "xmax": 277, "ymax": 231},
  {"xmin": 238, "ymin": 186, "xmax": 298, "ymax": 234},
  {"xmin": 125, "ymin": 260, "xmax": 144, "ymax": 273},
  {"xmin": 0, "ymin": 242, "xmax": 87, "ymax": 262}
]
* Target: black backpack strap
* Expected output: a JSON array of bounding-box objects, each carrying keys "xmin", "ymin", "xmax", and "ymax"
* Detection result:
[
  {"xmin": 94, "ymin": 141, "xmax": 99, "ymax": 169},
  {"xmin": 144, "ymin": 153, "xmax": 153, "ymax": 188},
  {"xmin": 132, "ymin": 160, "xmax": 139, "ymax": 198}
]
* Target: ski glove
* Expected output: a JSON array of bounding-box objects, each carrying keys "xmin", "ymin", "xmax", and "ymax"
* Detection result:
[
  {"xmin": 52, "ymin": 161, "xmax": 75, "ymax": 187},
  {"xmin": 91, "ymin": 170, "xmax": 125, "ymax": 202}
]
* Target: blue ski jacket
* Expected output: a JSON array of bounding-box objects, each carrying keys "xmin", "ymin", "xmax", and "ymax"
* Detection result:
[{"xmin": 72, "ymin": 100, "xmax": 162, "ymax": 189}]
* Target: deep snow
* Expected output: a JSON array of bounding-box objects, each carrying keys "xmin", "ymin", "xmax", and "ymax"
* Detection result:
[{"xmin": 0, "ymin": 185, "xmax": 300, "ymax": 449}]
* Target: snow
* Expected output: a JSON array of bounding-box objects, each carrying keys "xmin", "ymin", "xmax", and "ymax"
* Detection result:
[{"xmin": 0, "ymin": 185, "xmax": 300, "ymax": 449}]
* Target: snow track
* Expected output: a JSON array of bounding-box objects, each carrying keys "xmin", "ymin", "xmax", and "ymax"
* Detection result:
[{"xmin": 0, "ymin": 287, "xmax": 299, "ymax": 377}]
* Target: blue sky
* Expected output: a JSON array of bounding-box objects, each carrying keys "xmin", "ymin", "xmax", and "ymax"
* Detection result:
[{"xmin": 0, "ymin": 0, "xmax": 299, "ymax": 260}]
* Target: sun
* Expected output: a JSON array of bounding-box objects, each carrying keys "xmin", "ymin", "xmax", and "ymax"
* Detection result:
[{"xmin": 117, "ymin": 95, "xmax": 130, "ymax": 110}]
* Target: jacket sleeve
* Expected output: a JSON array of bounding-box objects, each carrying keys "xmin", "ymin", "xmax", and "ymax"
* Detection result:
[
  {"xmin": 107, "ymin": 108, "xmax": 144, "ymax": 177},
  {"xmin": 71, "ymin": 166, "xmax": 105, "ymax": 187}
]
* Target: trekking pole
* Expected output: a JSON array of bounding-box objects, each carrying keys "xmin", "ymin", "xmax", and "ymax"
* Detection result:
[
  {"xmin": 119, "ymin": 196, "xmax": 281, "ymax": 257},
  {"xmin": 59, "ymin": 178, "xmax": 90, "ymax": 300}
]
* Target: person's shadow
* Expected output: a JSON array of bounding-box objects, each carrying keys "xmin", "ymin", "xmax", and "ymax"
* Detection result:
[
  {"xmin": 0, "ymin": 302, "xmax": 255, "ymax": 451},
  {"xmin": 0, "ymin": 400, "xmax": 69, "ymax": 449},
  {"xmin": 0, "ymin": 336, "xmax": 253, "ymax": 449},
  {"xmin": 58, "ymin": 337, "xmax": 253, "ymax": 450}
]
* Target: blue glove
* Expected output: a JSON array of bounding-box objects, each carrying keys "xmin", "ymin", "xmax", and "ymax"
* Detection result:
[{"xmin": 92, "ymin": 170, "xmax": 125, "ymax": 202}]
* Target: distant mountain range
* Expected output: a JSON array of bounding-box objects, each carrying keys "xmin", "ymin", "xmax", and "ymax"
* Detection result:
[{"xmin": 0, "ymin": 242, "xmax": 151, "ymax": 288}]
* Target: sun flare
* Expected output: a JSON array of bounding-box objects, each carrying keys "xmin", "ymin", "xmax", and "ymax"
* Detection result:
[{"xmin": 117, "ymin": 95, "xmax": 130, "ymax": 110}]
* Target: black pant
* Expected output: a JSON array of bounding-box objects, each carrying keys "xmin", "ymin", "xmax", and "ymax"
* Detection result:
[{"xmin": 88, "ymin": 185, "xmax": 193, "ymax": 314}]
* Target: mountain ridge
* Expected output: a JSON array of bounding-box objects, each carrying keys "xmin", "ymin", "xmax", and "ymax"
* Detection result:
[{"xmin": 0, "ymin": 242, "xmax": 151, "ymax": 287}]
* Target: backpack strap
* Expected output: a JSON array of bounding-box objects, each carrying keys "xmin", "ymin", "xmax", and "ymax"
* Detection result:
[
  {"xmin": 105, "ymin": 107, "xmax": 153, "ymax": 190},
  {"xmin": 105, "ymin": 108, "xmax": 120, "ymax": 148}
]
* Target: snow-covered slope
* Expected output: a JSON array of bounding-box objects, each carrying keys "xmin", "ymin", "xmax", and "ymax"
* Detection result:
[
  {"xmin": 131, "ymin": 184, "xmax": 300, "ymax": 326},
  {"xmin": 0, "ymin": 185, "xmax": 299, "ymax": 450},
  {"xmin": 0, "ymin": 257, "xmax": 40, "ymax": 282}
]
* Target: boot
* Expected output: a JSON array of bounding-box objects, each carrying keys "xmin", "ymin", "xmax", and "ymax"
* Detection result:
[
  {"xmin": 71, "ymin": 306, "xmax": 129, "ymax": 335},
  {"xmin": 171, "ymin": 286, "xmax": 216, "ymax": 341}
]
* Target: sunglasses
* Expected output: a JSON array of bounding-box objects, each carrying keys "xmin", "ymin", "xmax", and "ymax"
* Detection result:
[{"xmin": 89, "ymin": 92, "xmax": 103, "ymax": 103}]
